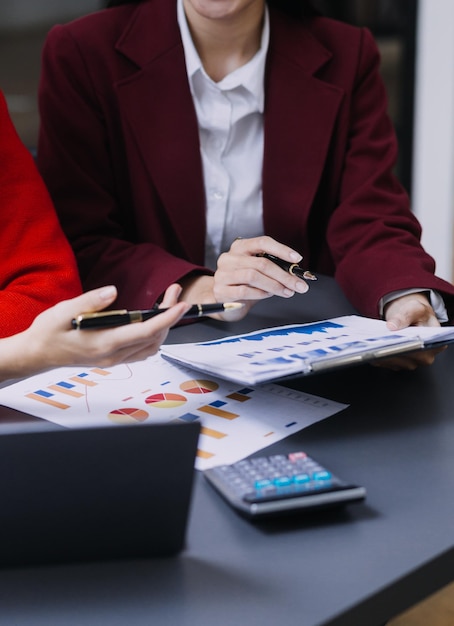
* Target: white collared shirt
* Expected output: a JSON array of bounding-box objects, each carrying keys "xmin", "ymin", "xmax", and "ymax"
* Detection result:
[{"xmin": 177, "ymin": 0, "xmax": 268, "ymax": 270}]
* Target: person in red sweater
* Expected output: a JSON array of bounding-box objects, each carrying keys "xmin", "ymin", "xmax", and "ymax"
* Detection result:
[
  {"xmin": 0, "ymin": 90, "xmax": 81, "ymax": 338},
  {"xmin": 0, "ymin": 91, "xmax": 189, "ymax": 379}
]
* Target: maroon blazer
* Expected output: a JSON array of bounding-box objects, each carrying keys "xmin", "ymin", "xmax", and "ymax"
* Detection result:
[{"xmin": 37, "ymin": 0, "xmax": 454, "ymax": 318}]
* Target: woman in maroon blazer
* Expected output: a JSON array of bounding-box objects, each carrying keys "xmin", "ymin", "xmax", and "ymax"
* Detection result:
[
  {"xmin": 37, "ymin": 0, "xmax": 454, "ymax": 368},
  {"xmin": 0, "ymin": 89, "xmax": 188, "ymax": 378}
]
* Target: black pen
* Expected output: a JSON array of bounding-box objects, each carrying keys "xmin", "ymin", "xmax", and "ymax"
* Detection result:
[
  {"xmin": 72, "ymin": 302, "xmax": 244, "ymax": 330},
  {"xmin": 257, "ymin": 253, "xmax": 317, "ymax": 281}
]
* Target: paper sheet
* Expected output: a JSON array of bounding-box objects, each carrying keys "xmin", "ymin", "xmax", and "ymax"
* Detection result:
[
  {"xmin": 160, "ymin": 315, "xmax": 454, "ymax": 384},
  {"xmin": 0, "ymin": 355, "xmax": 347, "ymax": 470}
]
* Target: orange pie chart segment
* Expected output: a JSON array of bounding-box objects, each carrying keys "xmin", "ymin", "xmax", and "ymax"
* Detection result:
[
  {"xmin": 145, "ymin": 393, "xmax": 187, "ymax": 408},
  {"xmin": 108, "ymin": 408, "xmax": 149, "ymax": 424},
  {"xmin": 180, "ymin": 379, "xmax": 219, "ymax": 394}
]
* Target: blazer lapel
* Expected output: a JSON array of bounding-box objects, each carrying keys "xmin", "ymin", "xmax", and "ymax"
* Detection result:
[
  {"xmin": 263, "ymin": 12, "xmax": 344, "ymax": 246},
  {"xmin": 114, "ymin": 2, "xmax": 206, "ymax": 264}
]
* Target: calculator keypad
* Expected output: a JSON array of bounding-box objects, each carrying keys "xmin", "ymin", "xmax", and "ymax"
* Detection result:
[
  {"xmin": 204, "ymin": 451, "xmax": 366, "ymax": 517},
  {"xmin": 208, "ymin": 452, "xmax": 338, "ymax": 504}
]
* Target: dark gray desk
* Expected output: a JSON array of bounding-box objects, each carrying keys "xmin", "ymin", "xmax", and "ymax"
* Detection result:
[{"xmin": 0, "ymin": 276, "xmax": 453, "ymax": 626}]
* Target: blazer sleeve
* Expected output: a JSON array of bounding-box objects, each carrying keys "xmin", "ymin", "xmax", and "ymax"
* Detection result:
[
  {"xmin": 324, "ymin": 28, "xmax": 454, "ymax": 320},
  {"xmin": 37, "ymin": 26, "xmax": 208, "ymax": 310},
  {"xmin": 0, "ymin": 92, "xmax": 81, "ymax": 338}
]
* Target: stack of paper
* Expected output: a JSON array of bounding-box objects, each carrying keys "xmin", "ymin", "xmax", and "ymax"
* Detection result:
[{"xmin": 161, "ymin": 315, "xmax": 454, "ymax": 385}]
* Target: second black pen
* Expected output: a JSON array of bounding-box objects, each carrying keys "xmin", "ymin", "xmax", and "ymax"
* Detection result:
[{"xmin": 72, "ymin": 302, "xmax": 244, "ymax": 330}]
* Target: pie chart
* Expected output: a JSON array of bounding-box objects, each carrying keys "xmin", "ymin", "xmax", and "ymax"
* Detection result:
[
  {"xmin": 108, "ymin": 407, "xmax": 149, "ymax": 424},
  {"xmin": 145, "ymin": 393, "xmax": 187, "ymax": 408},
  {"xmin": 180, "ymin": 379, "xmax": 219, "ymax": 394}
]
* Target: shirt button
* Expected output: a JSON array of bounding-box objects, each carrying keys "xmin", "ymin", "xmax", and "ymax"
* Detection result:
[{"xmin": 212, "ymin": 190, "xmax": 224, "ymax": 200}]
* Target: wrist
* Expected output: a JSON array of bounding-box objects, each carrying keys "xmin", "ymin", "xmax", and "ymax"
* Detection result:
[
  {"xmin": 0, "ymin": 330, "xmax": 40, "ymax": 381},
  {"xmin": 179, "ymin": 274, "xmax": 215, "ymax": 304}
]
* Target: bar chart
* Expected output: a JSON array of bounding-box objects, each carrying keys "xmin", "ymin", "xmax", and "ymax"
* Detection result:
[{"xmin": 0, "ymin": 356, "xmax": 347, "ymax": 469}]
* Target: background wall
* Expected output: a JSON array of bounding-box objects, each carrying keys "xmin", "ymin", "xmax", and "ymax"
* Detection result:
[
  {"xmin": 412, "ymin": 0, "xmax": 454, "ymax": 282},
  {"xmin": 0, "ymin": 0, "xmax": 100, "ymax": 30},
  {"xmin": 0, "ymin": 1, "xmax": 102, "ymax": 147}
]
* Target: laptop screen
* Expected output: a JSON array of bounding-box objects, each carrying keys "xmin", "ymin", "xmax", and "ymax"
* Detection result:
[{"xmin": 0, "ymin": 421, "xmax": 200, "ymax": 566}]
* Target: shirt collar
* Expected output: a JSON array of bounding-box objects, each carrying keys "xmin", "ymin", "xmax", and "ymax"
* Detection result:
[{"xmin": 177, "ymin": 0, "xmax": 269, "ymax": 113}]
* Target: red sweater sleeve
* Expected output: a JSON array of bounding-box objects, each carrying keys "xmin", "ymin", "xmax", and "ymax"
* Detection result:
[{"xmin": 0, "ymin": 92, "xmax": 81, "ymax": 338}]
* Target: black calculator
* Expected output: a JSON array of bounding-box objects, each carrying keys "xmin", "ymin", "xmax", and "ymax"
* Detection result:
[{"xmin": 204, "ymin": 451, "xmax": 366, "ymax": 518}]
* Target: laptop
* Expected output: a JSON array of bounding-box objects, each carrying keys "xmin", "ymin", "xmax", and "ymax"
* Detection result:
[{"xmin": 0, "ymin": 421, "xmax": 200, "ymax": 566}]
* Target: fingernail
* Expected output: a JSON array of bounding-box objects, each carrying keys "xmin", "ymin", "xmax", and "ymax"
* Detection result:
[
  {"xmin": 295, "ymin": 281, "xmax": 309, "ymax": 294},
  {"xmin": 283, "ymin": 288, "xmax": 295, "ymax": 297},
  {"xmin": 290, "ymin": 251, "xmax": 303, "ymax": 262},
  {"xmin": 387, "ymin": 320, "xmax": 399, "ymax": 331},
  {"xmin": 99, "ymin": 286, "xmax": 117, "ymax": 301}
]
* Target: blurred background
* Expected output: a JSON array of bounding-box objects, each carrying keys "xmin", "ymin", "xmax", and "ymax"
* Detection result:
[{"xmin": 0, "ymin": 0, "xmax": 101, "ymax": 148}]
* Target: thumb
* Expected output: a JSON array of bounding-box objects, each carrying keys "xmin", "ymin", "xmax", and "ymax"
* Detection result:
[
  {"xmin": 60, "ymin": 286, "xmax": 118, "ymax": 318},
  {"xmin": 386, "ymin": 315, "xmax": 405, "ymax": 331}
]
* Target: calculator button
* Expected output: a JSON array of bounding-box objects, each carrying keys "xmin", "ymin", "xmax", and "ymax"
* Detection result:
[
  {"xmin": 289, "ymin": 452, "xmax": 307, "ymax": 462},
  {"xmin": 254, "ymin": 479, "xmax": 273, "ymax": 490},
  {"xmin": 293, "ymin": 473, "xmax": 310, "ymax": 484},
  {"xmin": 269, "ymin": 455, "xmax": 287, "ymax": 463},
  {"xmin": 247, "ymin": 486, "xmax": 277, "ymax": 501},
  {"xmin": 250, "ymin": 458, "xmax": 269, "ymax": 467},
  {"xmin": 312, "ymin": 470, "xmax": 332, "ymax": 481},
  {"xmin": 250, "ymin": 485, "xmax": 278, "ymax": 502},
  {"xmin": 273, "ymin": 476, "xmax": 292, "ymax": 488}
]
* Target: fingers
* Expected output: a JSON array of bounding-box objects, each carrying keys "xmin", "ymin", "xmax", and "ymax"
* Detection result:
[
  {"xmin": 61, "ymin": 300, "xmax": 190, "ymax": 367},
  {"xmin": 213, "ymin": 262, "xmax": 308, "ymax": 301},
  {"xmin": 378, "ymin": 292, "xmax": 444, "ymax": 371},
  {"xmin": 44, "ymin": 286, "xmax": 118, "ymax": 329},
  {"xmin": 231, "ymin": 235, "xmax": 303, "ymax": 264},
  {"xmin": 160, "ymin": 283, "xmax": 183, "ymax": 308},
  {"xmin": 385, "ymin": 293, "xmax": 439, "ymax": 330},
  {"xmin": 95, "ymin": 300, "xmax": 189, "ymax": 351},
  {"xmin": 215, "ymin": 236, "xmax": 309, "ymax": 302},
  {"xmin": 217, "ymin": 261, "xmax": 308, "ymax": 297},
  {"xmin": 144, "ymin": 301, "xmax": 190, "ymax": 333},
  {"xmin": 29, "ymin": 286, "xmax": 120, "ymax": 334},
  {"xmin": 64, "ymin": 286, "xmax": 118, "ymax": 315},
  {"xmin": 86, "ymin": 330, "xmax": 170, "ymax": 366}
]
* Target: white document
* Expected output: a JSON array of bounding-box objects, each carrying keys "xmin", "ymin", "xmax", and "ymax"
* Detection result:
[
  {"xmin": 160, "ymin": 315, "xmax": 454, "ymax": 385},
  {"xmin": 0, "ymin": 355, "xmax": 347, "ymax": 470}
]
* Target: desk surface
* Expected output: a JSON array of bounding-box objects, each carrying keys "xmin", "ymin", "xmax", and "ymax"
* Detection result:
[{"xmin": 1, "ymin": 276, "xmax": 453, "ymax": 626}]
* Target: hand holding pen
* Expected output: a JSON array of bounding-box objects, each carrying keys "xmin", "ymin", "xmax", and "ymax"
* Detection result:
[
  {"xmin": 212, "ymin": 236, "xmax": 315, "ymax": 305},
  {"xmin": 8, "ymin": 284, "xmax": 192, "ymax": 377}
]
